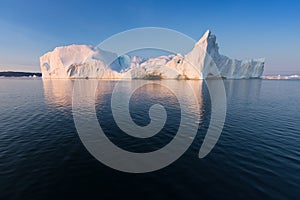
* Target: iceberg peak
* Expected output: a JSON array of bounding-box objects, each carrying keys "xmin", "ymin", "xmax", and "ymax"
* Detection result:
[{"xmin": 196, "ymin": 29, "xmax": 211, "ymax": 45}]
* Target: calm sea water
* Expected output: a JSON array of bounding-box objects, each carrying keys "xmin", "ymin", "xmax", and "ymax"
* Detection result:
[{"xmin": 0, "ymin": 78, "xmax": 299, "ymax": 199}]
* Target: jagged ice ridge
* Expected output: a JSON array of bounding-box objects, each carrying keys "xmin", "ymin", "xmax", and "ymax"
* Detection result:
[{"xmin": 40, "ymin": 30, "xmax": 264, "ymax": 79}]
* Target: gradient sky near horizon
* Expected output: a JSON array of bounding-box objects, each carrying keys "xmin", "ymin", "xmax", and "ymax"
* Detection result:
[{"xmin": 0, "ymin": 0, "xmax": 299, "ymax": 74}]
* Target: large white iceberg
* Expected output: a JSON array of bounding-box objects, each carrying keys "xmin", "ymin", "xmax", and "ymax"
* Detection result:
[{"xmin": 40, "ymin": 30, "xmax": 264, "ymax": 79}]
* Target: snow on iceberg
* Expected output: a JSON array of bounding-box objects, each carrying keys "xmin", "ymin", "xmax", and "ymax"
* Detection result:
[{"xmin": 40, "ymin": 30, "xmax": 264, "ymax": 79}]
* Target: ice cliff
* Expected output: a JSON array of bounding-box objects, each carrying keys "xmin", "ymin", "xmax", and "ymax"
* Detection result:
[{"xmin": 40, "ymin": 30, "xmax": 264, "ymax": 79}]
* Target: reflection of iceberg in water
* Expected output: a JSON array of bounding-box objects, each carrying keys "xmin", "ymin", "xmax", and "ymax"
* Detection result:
[
  {"xmin": 73, "ymin": 79, "xmax": 204, "ymax": 138},
  {"xmin": 43, "ymin": 79, "xmax": 203, "ymax": 115},
  {"xmin": 224, "ymin": 79, "xmax": 262, "ymax": 102},
  {"xmin": 95, "ymin": 80, "xmax": 203, "ymax": 110},
  {"xmin": 42, "ymin": 79, "xmax": 74, "ymax": 110}
]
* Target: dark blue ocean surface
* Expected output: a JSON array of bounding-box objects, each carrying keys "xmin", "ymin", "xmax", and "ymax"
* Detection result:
[{"xmin": 0, "ymin": 78, "xmax": 299, "ymax": 199}]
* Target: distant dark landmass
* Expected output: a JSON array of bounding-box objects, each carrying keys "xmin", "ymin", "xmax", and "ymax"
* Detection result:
[{"xmin": 0, "ymin": 71, "xmax": 42, "ymax": 77}]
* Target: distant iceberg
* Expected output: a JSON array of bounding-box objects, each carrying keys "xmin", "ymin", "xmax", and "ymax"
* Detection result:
[
  {"xmin": 40, "ymin": 30, "xmax": 264, "ymax": 79},
  {"xmin": 262, "ymin": 74, "xmax": 300, "ymax": 80}
]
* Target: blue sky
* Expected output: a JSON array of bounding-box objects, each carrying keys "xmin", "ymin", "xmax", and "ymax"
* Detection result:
[{"xmin": 0, "ymin": 0, "xmax": 299, "ymax": 74}]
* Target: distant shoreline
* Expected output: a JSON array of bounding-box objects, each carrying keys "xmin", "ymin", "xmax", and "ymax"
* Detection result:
[{"xmin": 0, "ymin": 71, "xmax": 42, "ymax": 77}]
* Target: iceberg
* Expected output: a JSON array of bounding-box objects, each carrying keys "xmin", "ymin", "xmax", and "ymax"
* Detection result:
[
  {"xmin": 262, "ymin": 74, "xmax": 300, "ymax": 80},
  {"xmin": 40, "ymin": 30, "xmax": 264, "ymax": 79}
]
